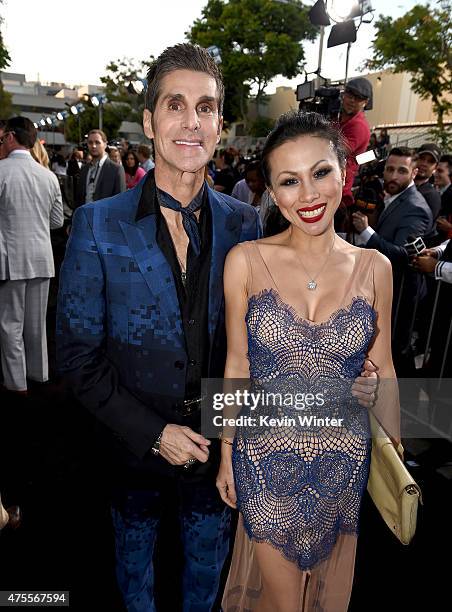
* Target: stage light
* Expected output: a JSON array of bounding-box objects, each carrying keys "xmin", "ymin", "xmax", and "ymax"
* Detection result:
[
  {"xmin": 40, "ymin": 119, "xmax": 46, "ymax": 126},
  {"xmin": 127, "ymin": 80, "xmax": 146, "ymax": 95},
  {"xmin": 327, "ymin": 20, "xmax": 357, "ymax": 47},
  {"xmin": 56, "ymin": 112, "xmax": 64, "ymax": 121},
  {"xmin": 70, "ymin": 105, "xmax": 78, "ymax": 115},
  {"xmin": 33, "ymin": 122, "xmax": 39, "ymax": 129},
  {"xmin": 46, "ymin": 117, "xmax": 52, "ymax": 125},
  {"xmin": 309, "ymin": 0, "xmax": 330, "ymax": 26},
  {"xmin": 89, "ymin": 94, "xmax": 107, "ymax": 106},
  {"xmin": 326, "ymin": 0, "xmax": 360, "ymax": 23},
  {"xmin": 207, "ymin": 46, "xmax": 222, "ymax": 65}
]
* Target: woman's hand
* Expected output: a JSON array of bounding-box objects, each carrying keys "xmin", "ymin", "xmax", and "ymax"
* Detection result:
[{"xmin": 216, "ymin": 455, "xmax": 237, "ymax": 509}]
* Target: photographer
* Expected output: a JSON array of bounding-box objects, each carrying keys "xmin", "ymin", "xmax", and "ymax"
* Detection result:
[
  {"xmin": 352, "ymin": 147, "xmax": 433, "ymax": 374},
  {"xmin": 339, "ymin": 78, "xmax": 372, "ymax": 210}
]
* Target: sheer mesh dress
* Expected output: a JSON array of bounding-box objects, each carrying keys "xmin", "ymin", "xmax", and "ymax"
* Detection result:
[{"xmin": 223, "ymin": 241, "xmax": 380, "ymax": 612}]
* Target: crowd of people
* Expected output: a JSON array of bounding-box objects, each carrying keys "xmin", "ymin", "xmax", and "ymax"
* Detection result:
[{"xmin": 0, "ymin": 41, "xmax": 451, "ymax": 611}]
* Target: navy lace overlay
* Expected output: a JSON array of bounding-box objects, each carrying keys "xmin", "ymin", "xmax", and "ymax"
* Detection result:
[{"xmin": 232, "ymin": 289, "xmax": 376, "ymax": 570}]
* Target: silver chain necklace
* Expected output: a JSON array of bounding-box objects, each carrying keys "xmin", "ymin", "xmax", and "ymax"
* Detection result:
[{"xmin": 294, "ymin": 235, "xmax": 336, "ymax": 291}]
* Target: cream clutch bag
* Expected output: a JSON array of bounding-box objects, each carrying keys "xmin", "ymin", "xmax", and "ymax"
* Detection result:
[{"xmin": 367, "ymin": 413, "xmax": 422, "ymax": 545}]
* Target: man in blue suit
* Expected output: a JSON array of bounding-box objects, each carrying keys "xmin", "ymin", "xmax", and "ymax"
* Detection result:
[
  {"xmin": 57, "ymin": 44, "xmax": 377, "ymax": 611},
  {"xmin": 57, "ymin": 44, "xmax": 260, "ymax": 611}
]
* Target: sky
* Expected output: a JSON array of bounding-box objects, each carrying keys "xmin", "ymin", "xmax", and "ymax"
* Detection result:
[{"xmin": 2, "ymin": 0, "xmax": 422, "ymax": 92}]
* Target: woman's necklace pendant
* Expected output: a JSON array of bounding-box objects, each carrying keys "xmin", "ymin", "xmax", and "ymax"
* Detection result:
[{"xmin": 307, "ymin": 280, "xmax": 317, "ymax": 290}]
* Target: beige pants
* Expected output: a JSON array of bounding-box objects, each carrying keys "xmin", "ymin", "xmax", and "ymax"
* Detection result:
[{"xmin": 0, "ymin": 278, "xmax": 50, "ymax": 391}]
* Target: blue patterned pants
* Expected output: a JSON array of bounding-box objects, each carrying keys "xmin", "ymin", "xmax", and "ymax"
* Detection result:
[{"xmin": 111, "ymin": 480, "xmax": 231, "ymax": 612}]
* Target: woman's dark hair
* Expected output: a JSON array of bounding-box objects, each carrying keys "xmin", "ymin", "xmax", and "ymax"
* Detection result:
[
  {"xmin": 123, "ymin": 150, "xmax": 140, "ymax": 176},
  {"xmin": 261, "ymin": 111, "xmax": 348, "ymax": 186}
]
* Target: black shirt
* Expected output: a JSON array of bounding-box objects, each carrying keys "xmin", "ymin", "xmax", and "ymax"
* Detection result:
[
  {"xmin": 135, "ymin": 170, "xmax": 212, "ymax": 407},
  {"xmin": 417, "ymin": 180, "xmax": 441, "ymax": 220}
]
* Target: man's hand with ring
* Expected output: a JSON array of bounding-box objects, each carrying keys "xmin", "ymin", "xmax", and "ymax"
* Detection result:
[
  {"xmin": 159, "ymin": 424, "xmax": 210, "ymax": 466},
  {"xmin": 352, "ymin": 358, "xmax": 378, "ymax": 408}
]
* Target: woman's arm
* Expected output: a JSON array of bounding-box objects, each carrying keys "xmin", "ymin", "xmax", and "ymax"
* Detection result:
[
  {"xmin": 366, "ymin": 252, "xmax": 401, "ymax": 444},
  {"xmin": 216, "ymin": 244, "xmax": 250, "ymax": 508}
]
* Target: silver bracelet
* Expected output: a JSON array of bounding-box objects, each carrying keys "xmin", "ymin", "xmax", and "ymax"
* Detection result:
[{"xmin": 151, "ymin": 431, "xmax": 163, "ymax": 456}]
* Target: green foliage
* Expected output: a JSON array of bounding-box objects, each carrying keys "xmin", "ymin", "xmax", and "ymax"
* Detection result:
[
  {"xmin": 186, "ymin": 0, "xmax": 317, "ymax": 125},
  {"xmin": 64, "ymin": 100, "xmax": 130, "ymax": 144},
  {"xmin": 0, "ymin": 2, "xmax": 11, "ymax": 71},
  {"xmin": 430, "ymin": 125, "xmax": 452, "ymax": 152},
  {"xmin": 0, "ymin": 81, "xmax": 13, "ymax": 117},
  {"xmin": 0, "ymin": 30, "xmax": 9, "ymax": 70},
  {"xmin": 100, "ymin": 56, "xmax": 154, "ymax": 122},
  {"xmin": 248, "ymin": 115, "xmax": 274, "ymax": 137},
  {"xmin": 367, "ymin": 3, "xmax": 452, "ymax": 136}
]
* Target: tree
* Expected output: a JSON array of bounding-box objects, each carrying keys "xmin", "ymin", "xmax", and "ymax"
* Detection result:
[
  {"xmin": 186, "ymin": 0, "xmax": 317, "ymax": 126},
  {"xmin": 0, "ymin": 2, "xmax": 13, "ymax": 118},
  {"xmin": 249, "ymin": 115, "xmax": 274, "ymax": 137},
  {"xmin": 0, "ymin": 81, "xmax": 13, "ymax": 117},
  {"xmin": 65, "ymin": 100, "xmax": 131, "ymax": 144},
  {"xmin": 101, "ymin": 56, "xmax": 154, "ymax": 123},
  {"xmin": 367, "ymin": 2, "xmax": 452, "ymax": 148},
  {"xmin": 0, "ymin": 29, "xmax": 9, "ymax": 71},
  {"xmin": 0, "ymin": 1, "xmax": 10, "ymax": 71}
]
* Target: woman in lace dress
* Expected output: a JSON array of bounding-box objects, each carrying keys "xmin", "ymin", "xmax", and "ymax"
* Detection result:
[{"xmin": 216, "ymin": 112, "xmax": 400, "ymax": 611}]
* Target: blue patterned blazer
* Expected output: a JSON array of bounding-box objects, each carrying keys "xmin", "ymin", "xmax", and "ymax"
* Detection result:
[{"xmin": 56, "ymin": 178, "xmax": 261, "ymax": 476}]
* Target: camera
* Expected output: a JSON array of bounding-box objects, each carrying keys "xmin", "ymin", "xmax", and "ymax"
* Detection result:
[{"xmin": 296, "ymin": 81, "xmax": 341, "ymax": 119}]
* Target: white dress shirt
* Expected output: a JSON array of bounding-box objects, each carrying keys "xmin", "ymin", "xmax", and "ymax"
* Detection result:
[{"xmin": 433, "ymin": 239, "xmax": 452, "ymax": 284}]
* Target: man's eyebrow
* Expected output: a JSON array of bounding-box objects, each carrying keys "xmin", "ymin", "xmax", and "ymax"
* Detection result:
[
  {"xmin": 198, "ymin": 96, "xmax": 217, "ymax": 104},
  {"xmin": 162, "ymin": 93, "xmax": 184, "ymax": 102},
  {"xmin": 162, "ymin": 93, "xmax": 217, "ymax": 106}
]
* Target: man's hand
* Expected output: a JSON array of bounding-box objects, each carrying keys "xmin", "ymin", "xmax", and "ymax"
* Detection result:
[
  {"xmin": 419, "ymin": 248, "xmax": 439, "ymax": 259},
  {"xmin": 412, "ymin": 254, "xmax": 437, "ymax": 274},
  {"xmin": 352, "ymin": 358, "xmax": 378, "ymax": 408},
  {"xmin": 352, "ymin": 211, "xmax": 369, "ymax": 233},
  {"xmin": 159, "ymin": 424, "xmax": 210, "ymax": 466},
  {"xmin": 437, "ymin": 217, "xmax": 452, "ymax": 232}
]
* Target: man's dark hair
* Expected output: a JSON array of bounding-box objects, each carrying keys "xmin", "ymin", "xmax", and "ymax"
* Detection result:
[
  {"xmin": 5, "ymin": 116, "xmax": 37, "ymax": 148},
  {"xmin": 222, "ymin": 150, "xmax": 235, "ymax": 166},
  {"xmin": 88, "ymin": 129, "xmax": 107, "ymax": 143},
  {"xmin": 440, "ymin": 154, "xmax": 452, "ymax": 174},
  {"xmin": 261, "ymin": 111, "xmax": 348, "ymax": 186},
  {"xmin": 0, "ymin": 119, "xmax": 7, "ymax": 130},
  {"xmin": 145, "ymin": 43, "xmax": 224, "ymax": 115},
  {"xmin": 245, "ymin": 159, "xmax": 264, "ymax": 178},
  {"xmin": 137, "ymin": 144, "xmax": 151, "ymax": 159},
  {"xmin": 387, "ymin": 146, "xmax": 415, "ymax": 159}
]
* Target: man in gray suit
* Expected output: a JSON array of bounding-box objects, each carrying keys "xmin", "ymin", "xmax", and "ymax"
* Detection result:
[
  {"xmin": 0, "ymin": 117, "xmax": 64, "ymax": 393},
  {"xmin": 75, "ymin": 129, "xmax": 126, "ymax": 207},
  {"xmin": 352, "ymin": 146, "xmax": 433, "ymax": 373}
]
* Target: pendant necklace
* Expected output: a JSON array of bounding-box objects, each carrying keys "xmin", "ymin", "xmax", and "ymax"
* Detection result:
[
  {"xmin": 176, "ymin": 253, "xmax": 187, "ymax": 287},
  {"xmin": 295, "ymin": 235, "xmax": 336, "ymax": 291}
]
